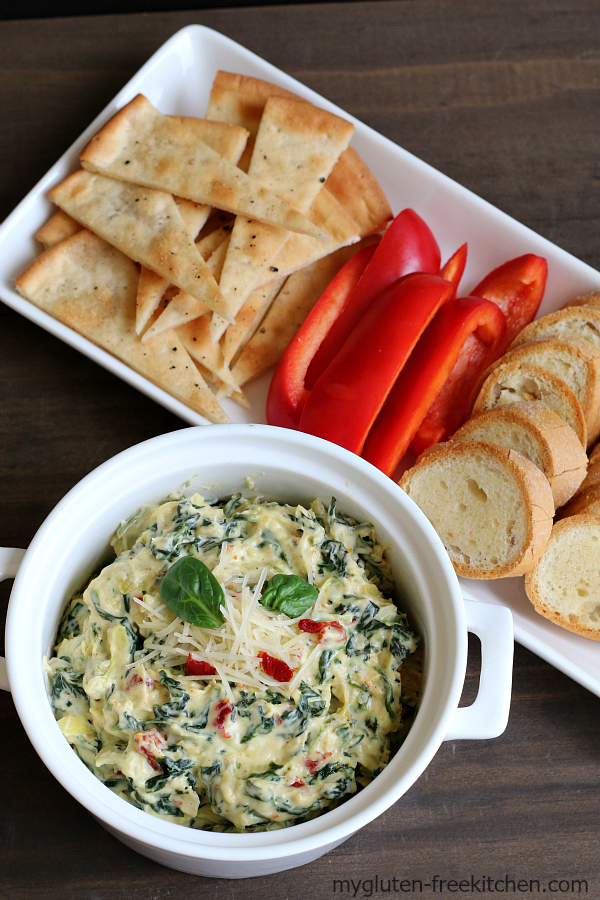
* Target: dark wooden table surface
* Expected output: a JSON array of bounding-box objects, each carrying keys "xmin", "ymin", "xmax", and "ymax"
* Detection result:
[{"xmin": 1, "ymin": 1, "xmax": 600, "ymax": 897}]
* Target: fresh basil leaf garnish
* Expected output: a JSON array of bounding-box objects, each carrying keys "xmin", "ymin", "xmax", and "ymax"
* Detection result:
[
  {"xmin": 259, "ymin": 574, "xmax": 318, "ymax": 618},
  {"xmin": 159, "ymin": 556, "xmax": 224, "ymax": 628}
]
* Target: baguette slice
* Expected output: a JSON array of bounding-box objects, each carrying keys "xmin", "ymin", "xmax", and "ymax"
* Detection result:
[
  {"xmin": 589, "ymin": 442, "xmax": 600, "ymax": 465},
  {"xmin": 567, "ymin": 448, "xmax": 600, "ymax": 502},
  {"xmin": 562, "ymin": 289, "xmax": 600, "ymax": 310},
  {"xmin": 399, "ymin": 440, "xmax": 554, "ymax": 579},
  {"xmin": 474, "ymin": 338, "xmax": 600, "ymax": 446},
  {"xmin": 557, "ymin": 482, "xmax": 600, "ymax": 519},
  {"xmin": 525, "ymin": 514, "xmax": 600, "ymax": 640},
  {"xmin": 471, "ymin": 360, "xmax": 587, "ymax": 449},
  {"xmin": 510, "ymin": 307, "xmax": 600, "ymax": 353},
  {"xmin": 452, "ymin": 402, "xmax": 587, "ymax": 508}
]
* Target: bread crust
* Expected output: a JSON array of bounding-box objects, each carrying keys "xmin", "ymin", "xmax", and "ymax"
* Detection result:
[
  {"xmin": 525, "ymin": 514, "xmax": 600, "ymax": 640},
  {"xmin": 399, "ymin": 440, "xmax": 554, "ymax": 579},
  {"xmin": 453, "ymin": 402, "xmax": 587, "ymax": 508}
]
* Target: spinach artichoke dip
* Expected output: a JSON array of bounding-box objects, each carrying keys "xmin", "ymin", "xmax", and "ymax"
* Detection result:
[{"xmin": 47, "ymin": 491, "xmax": 421, "ymax": 832}]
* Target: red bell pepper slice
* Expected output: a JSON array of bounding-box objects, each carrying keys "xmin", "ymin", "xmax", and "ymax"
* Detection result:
[
  {"xmin": 305, "ymin": 209, "xmax": 441, "ymax": 389},
  {"xmin": 185, "ymin": 654, "xmax": 217, "ymax": 677},
  {"xmin": 440, "ymin": 243, "xmax": 468, "ymax": 292},
  {"xmin": 411, "ymin": 253, "xmax": 548, "ymax": 454},
  {"xmin": 266, "ymin": 243, "xmax": 377, "ymax": 430},
  {"xmin": 299, "ymin": 273, "xmax": 455, "ymax": 454},
  {"xmin": 471, "ymin": 253, "xmax": 547, "ymax": 355},
  {"xmin": 362, "ymin": 296, "xmax": 506, "ymax": 475}
]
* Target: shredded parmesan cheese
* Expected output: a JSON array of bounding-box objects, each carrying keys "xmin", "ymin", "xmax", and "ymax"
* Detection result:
[{"xmin": 130, "ymin": 566, "xmax": 309, "ymax": 696}]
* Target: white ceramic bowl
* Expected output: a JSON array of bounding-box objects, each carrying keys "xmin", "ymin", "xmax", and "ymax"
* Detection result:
[{"xmin": 0, "ymin": 425, "xmax": 513, "ymax": 878}]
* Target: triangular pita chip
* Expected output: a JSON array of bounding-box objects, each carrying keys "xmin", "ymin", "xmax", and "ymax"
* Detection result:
[
  {"xmin": 176, "ymin": 313, "xmax": 240, "ymax": 392},
  {"xmin": 222, "ymin": 277, "xmax": 286, "ymax": 367},
  {"xmin": 15, "ymin": 230, "xmax": 229, "ymax": 424},
  {"xmin": 207, "ymin": 71, "xmax": 300, "ymax": 172},
  {"xmin": 134, "ymin": 116, "xmax": 247, "ymax": 334},
  {"xmin": 227, "ymin": 238, "xmax": 378, "ymax": 392},
  {"xmin": 142, "ymin": 236, "xmax": 230, "ymax": 343},
  {"xmin": 49, "ymin": 170, "xmax": 233, "ymax": 322},
  {"xmin": 257, "ymin": 188, "xmax": 359, "ymax": 287},
  {"xmin": 136, "ymin": 267, "xmax": 169, "ymax": 335},
  {"xmin": 36, "ymin": 210, "xmax": 81, "ymax": 249},
  {"xmin": 135, "ymin": 197, "xmax": 215, "ymax": 334},
  {"xmin": 216, "ymin": 95, "xmax": 354, "ymax": 338},
  {"xmin": 79, "ymin": 94, "xmax": 323, "ymax": 239},
  {"xmin": 325, "ymin": 147, "xmax": 392, "ymax": 236},
  {"xmin": 206, "ymin": 72, "xmax": 391, "ymax": 235}
]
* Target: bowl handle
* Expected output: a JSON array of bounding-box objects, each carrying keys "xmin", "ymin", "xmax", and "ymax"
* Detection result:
[
  {"xmin": 443, "ymin": 597, "xmax": 513, "ymax": 741},
  {"xmin": 0, "ymin": 548, "xmax": 26, "ymax": 692}
]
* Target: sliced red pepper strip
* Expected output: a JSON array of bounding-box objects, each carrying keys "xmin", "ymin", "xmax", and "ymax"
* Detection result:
[
  {"xmin": 362, "ymin": 296, "xmax": 506, "ymax": 475},
  {"xmin": 185, "ymin": 654, "xmax": 217, "ymax": 676},
  {"xmin": 266, "ymin": 243, "xmax": 377, "ymax": 430},
  {"xmin": 299, "ymin": 274, "xmax": 455, "ymax": 454},
  {"xmin": 305, "ymin": 209, "xmax": 441, "ymax": 390},
  {"xmin": 411, "ymin": 253, "xmax": 548, "ymax": 453},
  {"xmin": 440, "ymin": 243, "xmax": 467, "ymax": 292},
  {"xmin": 258, "ymin": 651, "xmax": 295, "ymax": 683},
  {"xmin": 471, "ymin": 253, "xmax": 547, "ymax": 355}
]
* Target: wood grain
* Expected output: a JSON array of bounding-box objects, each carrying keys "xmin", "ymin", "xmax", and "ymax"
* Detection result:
[{"xmin": 1, "ymin": 2, "xmax": 600, "ymax": 897}]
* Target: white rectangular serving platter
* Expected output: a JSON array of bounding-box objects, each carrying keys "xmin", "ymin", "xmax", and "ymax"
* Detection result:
[{"xmin": 1, "ymin": 24, "xmax": 600, "ymax": 696}]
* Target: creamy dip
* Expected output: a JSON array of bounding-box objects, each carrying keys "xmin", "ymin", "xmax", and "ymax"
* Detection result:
[{"xmin": 47, "ymin": 492, "xmax": 420, "ymax": 832}]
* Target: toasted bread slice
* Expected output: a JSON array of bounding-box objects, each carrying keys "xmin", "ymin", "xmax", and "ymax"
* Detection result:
[
  {"xmin": 471, "ymin": 360, "xmax": 587, "ymax": 449},
  {"xmin": 398, "ymin": 440, "xmax": 554, "ymax": 579},
  {"xmin": 510, "ymin": 306, "xmax": 600, "ymax": 354},
  {"xmin": 525, "ymin": 514, "xmax": 600, "ymax": 640},
  {"xmin": 475, "ymin": 338, "xmax": 600, "ymax": 446},
  {"xmin": 561, "ymin": 289, "xmax": 600, "ymax": 310},
  {"xmin": 453, "ymin": 402, "xmax": 587, "ymax": 508},
  {"xmin": 557, "ymin": 483, "xmax": 600, "ymax": 518}
]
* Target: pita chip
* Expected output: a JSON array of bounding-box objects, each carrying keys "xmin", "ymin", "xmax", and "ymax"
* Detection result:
[
  {"xmin": 79, "ymin": 94, "xmax": 323, "ymax": 238},
  {"xmin": 15, "ymin": 229, "xmax": 229, "ymax": 424},
  {"xmin": 325, "ymin": 147, "xmax": 392, "ymax": 236},
  {"xmin": 49, "ymin": 170, "xmax": 233, "ymax": 322},
  {"xmin": 136, "ymin": 223, "xmax": 231, "ymax": 338},
  {"xmin": 216, "ymin": 95, "xmax": 354, "ymax": 338},
  {"xmin": 142, "ymin": 236, "xmax": 230, "ymax": 343},
  {"xmin": 206, "ymin": 72, "xmax": 391, "ymax": 235},
  {"xmin": 228, "ymin": 239, "xmax": 378, "ymax": 391},
  {"xmin": 36, "ymin": 210, "xmax": 81, "ymax": 249},
  {"xmin": 135, "ymin": 196, "xmax": 221, "ymax": 335},
  {"xmin": 207, "ymin": 71, "xmax": 300, "ymax": 172},
  {"xmin": 176, "ymin": 313, "xmax": 240, "ymax": 392},
  {"xmin": 257, "ymin": 188, "xmax": 360, "ymax": 287},
  {"xmin": 134, "ymin": 117, "xmax": 247, "ymax": 334},
  {"xmin": 222, "ymin": 277, "xmax": 286, "ymax": 367}
]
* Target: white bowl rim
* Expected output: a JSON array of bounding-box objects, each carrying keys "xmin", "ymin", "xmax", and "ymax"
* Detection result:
[{"xmin": 6, "ymin": 424, "xmax": 466, "ymax": 862}]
